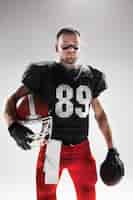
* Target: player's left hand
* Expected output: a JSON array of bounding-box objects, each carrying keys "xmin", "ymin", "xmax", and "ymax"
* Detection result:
[
  {"xmin": 100, "ymin": 147, "xmax": 125, "ymax": 186},
  {"xmin": 106, "ymin": 147, "xmax": 120, "ymax": 161}
]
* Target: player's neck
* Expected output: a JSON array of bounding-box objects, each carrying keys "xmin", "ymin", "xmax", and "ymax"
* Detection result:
[{"xmin": 56, "ymin": 60, "xmax": 80, "ymax": 70}]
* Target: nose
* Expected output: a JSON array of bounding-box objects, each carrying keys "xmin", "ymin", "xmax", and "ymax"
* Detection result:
[{"xmin": 68, "ymin": 46, "xmax": 76, "ymax": 52}]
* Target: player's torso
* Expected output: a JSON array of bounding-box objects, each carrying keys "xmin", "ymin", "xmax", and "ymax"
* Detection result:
[{"xmin": 44, "ymin": 63, "xmax": 92, "ymax": 143}]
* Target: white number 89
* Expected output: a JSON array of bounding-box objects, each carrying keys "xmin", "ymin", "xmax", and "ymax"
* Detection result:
[{"xmin": 55, "ymin": 84, "xmax": 92, "ymax": 118}]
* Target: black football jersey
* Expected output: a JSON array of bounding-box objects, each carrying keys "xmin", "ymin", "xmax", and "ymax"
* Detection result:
[{"xmin": 22, "ymin": 61, "xmax": 107, "ymax": 144}]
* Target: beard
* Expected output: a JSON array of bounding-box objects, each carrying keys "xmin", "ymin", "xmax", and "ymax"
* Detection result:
[{"xmin": 60, "ymin": 57, "xmax": 78, "ymax": 69}]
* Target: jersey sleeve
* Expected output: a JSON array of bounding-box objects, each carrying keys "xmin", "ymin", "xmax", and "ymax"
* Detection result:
[
  {"xmin": 22, "ymin": 63, "xmax": 42, "ymax": 95},
  {"xmin": 89, "ymin": 66, "xmax": 107, "ymax": 98}
]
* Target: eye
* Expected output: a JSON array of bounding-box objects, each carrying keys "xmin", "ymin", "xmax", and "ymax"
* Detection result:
[
  {"xmin": 61, "ymin": 45, "xmax": 79, "ymax": 50},
  {"xmin": 62, "ymin": 46, "xmax": 70, "ymax": 50},
  {"xmin": 74, "ymin": 46, "xmax": 79, "ymax": 50}
]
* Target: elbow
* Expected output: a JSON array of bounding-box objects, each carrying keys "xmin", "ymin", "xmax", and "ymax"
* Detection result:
[{"xmin": 2, "ymin": 95, "xmax": 17, "ymax": 123}]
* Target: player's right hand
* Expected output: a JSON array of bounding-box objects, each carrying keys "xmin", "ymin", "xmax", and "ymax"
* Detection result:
[{"xmin": 8, "ymin": 122, "xmax": 34, "ymax": 150}]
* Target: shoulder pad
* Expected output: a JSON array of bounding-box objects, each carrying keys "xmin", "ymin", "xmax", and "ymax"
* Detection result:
[
  {"xmin": 81, "ymin": 65, "xmax": 92, "ymax": 73},
  {"xmin": 88, "ymin": 65, "xmax": 101, "ymax": 73},
  {"xmin": 88, "ymin": 65, "xmax": 103, "ymax": 78},
  {"xmin": 30, "ymin": 61, "xmax": 55, "ymax": 67},
  {"xmin": 80, "ymin": 65, "xmax": 93, "ymax": 79}
]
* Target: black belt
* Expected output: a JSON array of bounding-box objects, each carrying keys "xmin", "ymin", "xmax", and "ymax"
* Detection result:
[{"xmin": 62, "ymin": 136, "xmax": 87, "ymax": 146}]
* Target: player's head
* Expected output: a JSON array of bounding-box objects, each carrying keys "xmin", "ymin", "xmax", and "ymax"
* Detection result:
[{"xmin": 55, "ymin": 27, "xmax": 80, "ymax": 66}]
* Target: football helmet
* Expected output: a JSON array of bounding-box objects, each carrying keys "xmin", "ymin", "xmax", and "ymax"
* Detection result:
[{"xmin": 16, "ymin": 94, "xmax": 52, "ymax": 147}]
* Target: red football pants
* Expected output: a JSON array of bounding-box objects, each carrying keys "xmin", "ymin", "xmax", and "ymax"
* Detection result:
[{"xmin": 36, "ymin": 139, "xmax": 97, "ymax": 200}]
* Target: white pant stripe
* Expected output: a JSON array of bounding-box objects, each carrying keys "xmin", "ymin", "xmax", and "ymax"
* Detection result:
[{"xmin": 43, "ymin": 139, "xmax": 62, "ymax": 184}]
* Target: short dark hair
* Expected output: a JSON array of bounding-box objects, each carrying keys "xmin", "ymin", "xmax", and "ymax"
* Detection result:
[{"xmin": 56, "ymin": 27, "xmax": 80, "ymax": 40}]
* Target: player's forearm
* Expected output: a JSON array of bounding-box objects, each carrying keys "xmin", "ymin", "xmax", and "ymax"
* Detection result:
[
  {"xmin": 95, "ymin": 111, "xmax": 113, "ymax": 149},
  {"xmin": 3, "ymin": 95, "xmax": 18, "ymax": 127}
]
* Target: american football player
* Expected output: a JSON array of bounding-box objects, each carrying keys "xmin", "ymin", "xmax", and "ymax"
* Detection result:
[{"xmin": 3, "ymin": 27, "xmax": 124, "ymax": 200}]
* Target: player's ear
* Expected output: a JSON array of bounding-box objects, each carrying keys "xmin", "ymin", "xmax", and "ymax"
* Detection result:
[{"xmin": 55, "ymin": 43, "xmax": 58, "ymax": 52}]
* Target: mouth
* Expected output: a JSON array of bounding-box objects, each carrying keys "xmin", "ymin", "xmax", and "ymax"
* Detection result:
[
  {"xmin": 66, "ymin": 56, "xmax": 76, "ymax": 61},
  {"xmin": 65, "ymin": 58, "xmax": 77, "ymax": 65},
  {"xmin": 67, "ymin": 54, "xmax": 76, "ymax": 58}
]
